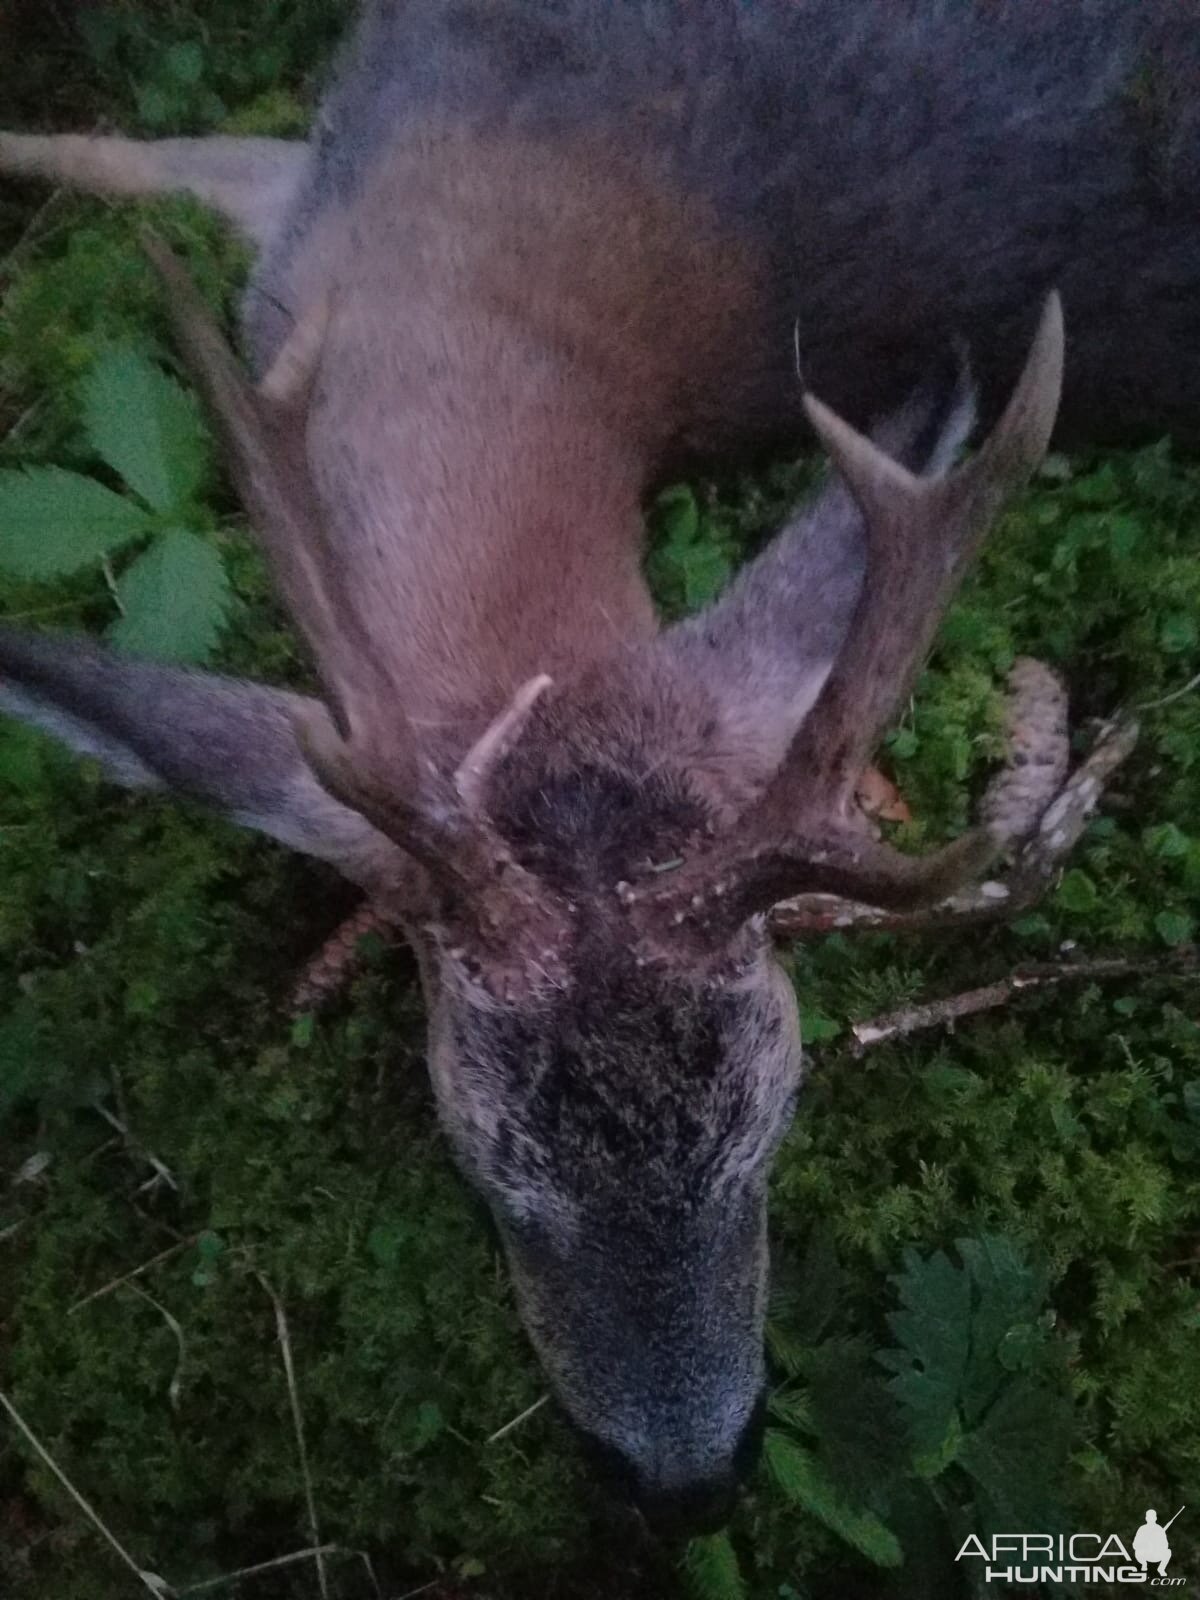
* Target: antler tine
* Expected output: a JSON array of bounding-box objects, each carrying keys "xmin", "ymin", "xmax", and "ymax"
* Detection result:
[
  {"xmin": 779, "ymin": 290, "xmax": 1064, "ymax": 823},
  {"xmin": 141, "ymin": 233, "xmax": 384, "ymax": 729},
  {"xmin": 629, "ymin": 297, "xmax": 1065, "ymax": 948},
  {"xmin": 297, "ymin": 684, "xmax": 569, "ymax": 985},
  {"xmin": 145, "ymin": 237, "xmax": 564, "ymax": 967}
]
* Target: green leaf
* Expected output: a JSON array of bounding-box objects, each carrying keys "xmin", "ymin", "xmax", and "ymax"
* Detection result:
[
  {"xmin": 881, "ymin": 1248, "xmax": 971, "ymax": 1460},
  {"xmin": 0, "ymin": 723, "xmax": 47, "ymax": 795},
  {"xmin": 1159, "ymin": 611, "xmax": 1198, "ymax": 655},
  {"xmin": 1154, "ymin": 909, "xmax": 1194, "ymax": 948},
  {"xmin": 107, "ymin": 528, "xmax": 231, "ymax": 663},
  {"xmin": 164, "ymin": 40, "xmax": 205, "ymax": 85},
  {"xmin": 656, "ymin": 483, "xmax": 700, "ymax": 547},
  {"xmin": 1055, "ymin": 868, "xmax": 1098, "ymax": 914},
  {"xmin": 956, "ymin": 1235, "xmax": 1049, "ymax": 1425},
  {"xmin": 681, "ymin": 540, "xmax": 731, "ymax": 609},
  {"xmin": 804, "ymin": 1338, "xmax": 907, "ymax": 1503},
  {"xmin": 1144, "ymin": 823, "xmax": 1190, "ymax": 859},
  {"xmin": 0, "ymin": 466, "xmax": 152, "ymax": 578},
  {"xmin": 764, "ymin": 1432, "xmax": 903, "ymax": 1568},
  {"xmin": 800, "ymin": 1010, "xmax": 841, "ymax": 1043},
  {"xmin": 684, "ymin": 1533, "xmax": 746, "ymax": 1600},
  {"xmin": 82, "ymin": 346, "xmax": 209, "ymax": 513},
  {"xmin": 957, "ymin": 1377, "xmax": 1071, "ymax": 1528},
  {"xmin": 0, "ymin": 1003, "xmax": 48, "ymax": 1122},
  {"xmin": 887, "ymin": 728, "xmax": 920, "ymax": 760}
]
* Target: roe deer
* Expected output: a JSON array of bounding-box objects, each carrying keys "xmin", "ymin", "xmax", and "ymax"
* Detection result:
[{"xmin": 1, "ymin": 0, "xmax": 1196, "ymax": 1536}]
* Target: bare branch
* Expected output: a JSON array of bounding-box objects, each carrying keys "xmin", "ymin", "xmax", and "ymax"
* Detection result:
[
  {"xmin": 0, "ymin": 1390, "xmax": 168, "ymax": 1596},
  {"xmin": 849, "ymin": 946, "xmax": 1198, "ymax": 1053},
  {"xmin": 255, "ymin": 1274, "xmax": 328, "ymax": 1600}
]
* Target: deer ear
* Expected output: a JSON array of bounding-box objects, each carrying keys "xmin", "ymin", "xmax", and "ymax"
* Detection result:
[
  {"xmin": 662, "ymin": 361, "xmax": 977, "ymax": 773},
  {"xmin": 0, "ymin": 625, "xmax": 403, "ymax": 890}
]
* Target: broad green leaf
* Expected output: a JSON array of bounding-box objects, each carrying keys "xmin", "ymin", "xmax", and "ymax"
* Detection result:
[
  {"xmin": 957, "ymin": 1235, "xmax": 1049, "ymax": 1425},
  {"xmin": 82, "ymin": 346, "xmax": 209, "ymax": 513},
  {"xmin": 1055, "ymin": 868, "xmax": 1098, "ymax": 914},
  {"xmin": 0, "ymin": 723, "xmax": 47, "ymax": 796},
  {"xmin": 1144, "ymin": 822, "xmax": 1191, "ymax": 859},
  {"xmin": 804, "ymin": 1337, "xmax": 907, "ymax": 1503},
  {"xmin": 107, "ymin": 528, "xmax": 231, "ymax": 663},
  {"xmin": 957, "ymin": 1377, "xmax": 1072, "ymax": 1529},
  {"xmin": 656, "ymin": 483, "xmax": 700, "ymax": 546},
  {"xmin": 764, "ymin": 1431, "xmax": 903, "ymax": 1568},
  {"xmin": 684, "ymin": 1533, "xmax": 746, "ymax": 1600},
  {"xmin": 799, "ymin": 1010, "xmax": 841, "ymax": 1044},
  {"xmin": 881, "ymin": 1248, "xmax": 971, "ymax": 1460},
  {"xmin": 1155, "ymin": 909, "xmax": 1194, "ymax": 948},
  {"xmin": 1159, "ymin": 611, "xmax": 1198, "ymax": 655},
  {"xmin": 0, "ymin": 466, "xmax": 152, "ymax": 578},
  {"xmin": 681, "ymin": 541, "xmax": 731, "ymax": 609},
  {"xmin": 164, "ymin": 40, "xmax": 205, "ymax": 85}
]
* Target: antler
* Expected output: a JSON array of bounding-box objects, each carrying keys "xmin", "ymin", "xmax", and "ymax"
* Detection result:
[
  {"xmin": 144, "ymin": 237, "xmax": 566, "ymax": 981},
  {"xmin": 630, "ymin": 294, "xmax": 1067, "ymax": 946}
]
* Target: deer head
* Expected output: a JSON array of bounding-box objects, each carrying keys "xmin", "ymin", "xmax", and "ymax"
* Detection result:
[{"xmin": 0, "ymin": 242, "xmax": 1066, "ymax": 1537}]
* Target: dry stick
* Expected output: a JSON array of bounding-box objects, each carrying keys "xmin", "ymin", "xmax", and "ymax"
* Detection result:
[
  {"xmin": 769, "ymin": 713, "xmax": 1140, "ymax": 940},
  {"xmin": 0, "ymin": 1389, "xmax": 168, "ymax": 1596},
  {"xmin": 174, "ymin": 1546, "xmax": 342, "ymax": 1597},
  {"xmin": 485, "ymin": 1393, "xmax": 550, "ymax": 1444},
  {"xmin": 289, "ymin": 900, "xmax": 398, "ymax": 1016},
  {"xmin": 70, "ymin": 1234, "xmax": 200, "ymax": 1315},
  {"xmin": 256, "ymin": 1273, "xmax": 330, "ymax": 1600},
  {"xmin": 849, "ymin": 946, "xmax": 1199, "ymax": 1053}
]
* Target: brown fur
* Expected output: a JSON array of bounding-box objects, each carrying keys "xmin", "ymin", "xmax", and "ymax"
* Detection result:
[{"xmin": 260, "ymin": 126, "xmax": 775, "ymax": 726}]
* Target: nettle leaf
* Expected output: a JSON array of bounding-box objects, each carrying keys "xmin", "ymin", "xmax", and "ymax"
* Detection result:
[
  {"xmin": 82, "ymin": 346, "xmax": 209, "ymax": 513},
  {"xmin": 764, "ymin": 1431, "xmax": 903, "ymax": 1568},
  {"xmin": 881, "ymin": 1248, "xmax": 971, "ymax": 1462},
  {"xmin": 957, "ymin": 1376, "xmax": 1071, "ymax": 1529},
  {"xmin": 108, "ymin": 529, "xmax": 231, "ymax": 663},
  {"xmin": 684, "ymin": 1532, "xmax": 746, "ymax": 1600},
  {"xmin": 956, "ymin": 1235, "xmax": 1050, "ymax": 1425},
  {"xmin": 0, "ymin": 466, "xmax": 152, "ymax": 578},
  {"xmin": 804, "ymin": 1337, "xmax": 907, "ymax": 1506}
]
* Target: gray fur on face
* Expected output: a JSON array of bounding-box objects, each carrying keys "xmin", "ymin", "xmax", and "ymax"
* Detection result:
[{"xmin": 428, "ymin": 932, "xmax": 800, "ymax": 1496}]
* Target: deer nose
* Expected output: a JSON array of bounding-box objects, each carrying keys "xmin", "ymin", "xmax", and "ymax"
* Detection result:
[
  {"xmin": 634, "ymin": 1473, "xmax": 742, "ymax": 1539},
  {"xmin": 577, "ymin": 1392, "xmax": 765, "ymax": 1539}
]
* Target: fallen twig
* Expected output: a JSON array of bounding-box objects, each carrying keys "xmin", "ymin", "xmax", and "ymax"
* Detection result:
[
  {"xmin": 289, "ymin": 900, "xmax": 398, "ymax": 1016},
  {"xmin": 256, "ymin": 1273, "xmax": 329, "ymax": 1600},
  {"xmin": 174, "ymin": 1545, "xmax": 341, "ymax": 1596},
  {"xmin": 485, "ymin": 1393, "xmax": 550, "ymax": 1444},
  {"xmin": 0, "ymin": 1389, "xmax": 169, "ymax": 1596},
  {"xmin": 70, "ymin": 1235, "xmax": 200, "ymax": 1315},
  {"xmin": 770, "ymin": 712, "xmax": 1139, "ymax": 940},
  {"xmin": 849, "ymin": 946, "xmax": 1198, "ymax": 1053}
]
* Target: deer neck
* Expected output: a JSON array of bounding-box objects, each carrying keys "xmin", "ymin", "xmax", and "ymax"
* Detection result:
[{"xmin": 306, "ymin": 294, "xmax": 658, "ymax": 733}]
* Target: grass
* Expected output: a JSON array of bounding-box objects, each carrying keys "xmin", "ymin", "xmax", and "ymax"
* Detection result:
[{"xmin": 1, "ymin": 5, "xmax": 1199, "ymax": 1598}]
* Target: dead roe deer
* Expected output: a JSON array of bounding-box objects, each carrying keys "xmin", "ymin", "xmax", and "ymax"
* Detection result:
[{"xmin": 1, "ymin": 0, "xmax": 1197, "ymax": 1536}]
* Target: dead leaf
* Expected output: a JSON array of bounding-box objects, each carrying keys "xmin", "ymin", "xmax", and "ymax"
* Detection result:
[{"xmin": 856, "ymin": 766, "xmax": 912, "ymax": 825}]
